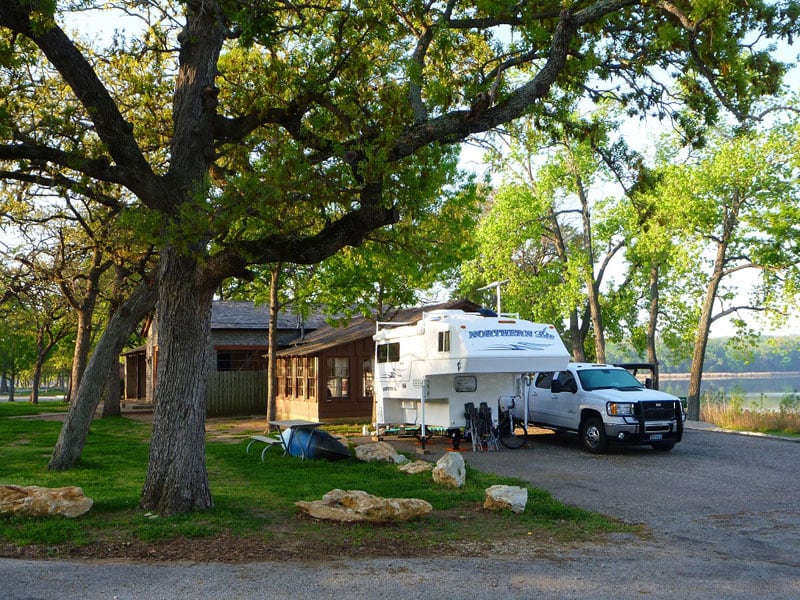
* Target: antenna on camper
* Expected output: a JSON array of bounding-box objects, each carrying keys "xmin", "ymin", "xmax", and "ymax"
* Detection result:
[{"xmin": 476, "ymin": 279, "xmax": 509, "ymax": 314}]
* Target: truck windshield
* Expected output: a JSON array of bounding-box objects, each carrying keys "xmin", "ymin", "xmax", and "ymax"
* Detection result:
[{"xmin": 577, "ymin": 368, "xmax": 644, "ymax": 391}]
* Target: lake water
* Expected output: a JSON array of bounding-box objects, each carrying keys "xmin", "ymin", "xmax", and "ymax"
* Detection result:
[{"xmin": 660, "ymin": 372, "xmax": 800, "ymax": 411}]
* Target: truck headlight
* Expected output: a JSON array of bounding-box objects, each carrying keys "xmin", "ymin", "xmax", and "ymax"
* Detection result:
[{"xmin": 607, "ymin": 402, "xmax": 635, "ymax": 416}]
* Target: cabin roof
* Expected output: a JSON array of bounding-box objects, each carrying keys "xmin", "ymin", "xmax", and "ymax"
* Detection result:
[
  {"xmin": 276, "ymin": 299, "xmax": 483, "ymax": 357},
  {"xmin": 210, "ymin": 300, "xmax": 327, "ymax": 331}
]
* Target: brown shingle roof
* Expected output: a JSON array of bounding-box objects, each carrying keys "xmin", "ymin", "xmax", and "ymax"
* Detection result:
[
  {"xmin": 276, "ymin": 299, "xmax": 483, "ymax": 356},
  {"xmin": 210, "ymin": 300, "xmax": 326, "ymax": 331}
]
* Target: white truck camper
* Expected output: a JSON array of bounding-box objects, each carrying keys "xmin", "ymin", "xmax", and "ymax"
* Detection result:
[{"xmin": 373, "ymin": 309, "xmax": 570, "ymax": 448}]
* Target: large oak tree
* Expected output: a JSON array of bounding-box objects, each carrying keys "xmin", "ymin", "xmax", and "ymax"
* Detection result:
[{"xmin": 0, "ymin": 1, "xmax": 796, "ymax": 514}]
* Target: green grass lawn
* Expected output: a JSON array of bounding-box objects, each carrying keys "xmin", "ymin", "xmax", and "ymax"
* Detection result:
[{"xmin": 0, "ymin": 403, "xmax": 634, "ymax": 561}]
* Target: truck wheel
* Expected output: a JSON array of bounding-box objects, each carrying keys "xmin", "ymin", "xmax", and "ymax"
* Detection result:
[
  {"xmin": 580, "ymin": 417, "xmax": 608, "ymax": 453},
  {"xmin": 651, "ymin": 442, "xmax": 675, "ymax": 452}
]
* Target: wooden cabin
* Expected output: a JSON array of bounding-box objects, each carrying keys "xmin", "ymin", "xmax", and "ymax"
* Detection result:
[{"xmin": 122, "ymin": 300, "xmax": 324, "ymax": 415}]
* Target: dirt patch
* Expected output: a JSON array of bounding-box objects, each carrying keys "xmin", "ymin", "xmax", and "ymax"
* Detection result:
[
  {"xmin": 204, "ymin": 416, "xmax": 271, "ymax": 443},
  {"xmin": 0, "ymin": 518, "xmax": 572, "ymax": 564}
]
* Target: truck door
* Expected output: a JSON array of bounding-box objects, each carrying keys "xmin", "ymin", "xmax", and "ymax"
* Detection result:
[
  {"xmin": 531, "ymin": 371, "xmax": 581, "ymax": 429},
  {"xmin": 530, "ymin": 372, "xmax": 558, "ymax": 424},
  {"xmin": 550, "ymin": 370, "xmax": 581, "ymax": 429}
]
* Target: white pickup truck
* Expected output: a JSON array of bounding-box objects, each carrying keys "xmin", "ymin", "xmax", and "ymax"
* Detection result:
[{"xmin": 517, "ymin": 362, "xmax": 685, "ymax": 453}]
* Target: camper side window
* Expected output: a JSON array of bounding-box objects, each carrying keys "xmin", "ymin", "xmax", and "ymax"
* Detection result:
[
  {"xmin": 454, "ymin": 375, "xmax": 477, "ymax": 392},
  {"xmin": 377, "ymin": 342, "xmax": 400, "ymax": 363},
  {"xmin": 438, "ymin": 331, "xmax": 451, "ymax": 352}
]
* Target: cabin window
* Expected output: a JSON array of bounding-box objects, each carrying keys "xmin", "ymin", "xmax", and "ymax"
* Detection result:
[
  {"xmin": 363, "ymin": 358, "xmax": 373, "ymax": 397},
  {"xmin": 377, "ymin": 342, "xmax": 400, "ymax": 363},
  {"xmin": 438, "ymin": 331, "xmax": 451, "ymax": 352},
  {"xmin": 285, "ymin": 358, "xmax": 294, "ymax": 396},
  {"xmin": 454, "ymin": 375, "xmax": 477, "ymax": 392},
  {"xmin": 326, "ymin": 357, "xmax": 350, "ymax": 398},
  {"xmin": 307, "ymin": 358, "xmax": 316, "ymax": 399},
  {"xmin": 276, "ymin": 359, "xmax": 285, "ymax": 396},
  {"xmin": 215, "ymin": 349, "xmax": 267, "ymax": 371},
  {"xmin": 295, "ymin": 358, "xmax": 306, "ymax": 398}
]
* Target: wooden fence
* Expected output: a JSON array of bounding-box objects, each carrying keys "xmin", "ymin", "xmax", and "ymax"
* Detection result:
[{"xmin": 207, "ymin": 370, "xmax": 267, "ymax": 417}]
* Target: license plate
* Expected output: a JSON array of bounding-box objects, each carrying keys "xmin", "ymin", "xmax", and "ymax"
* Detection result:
[{"xmin": 650, "ymin": 434, "xmax": 662, "ymax": 440}]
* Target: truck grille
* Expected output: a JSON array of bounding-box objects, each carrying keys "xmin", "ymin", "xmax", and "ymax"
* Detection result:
[{"xmin": 639, "ymin": 401, "xmax": 677, "ymax": 421}]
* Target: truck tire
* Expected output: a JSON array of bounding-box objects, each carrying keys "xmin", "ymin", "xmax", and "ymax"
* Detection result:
[{"xmin": 580, "ymin": 416, "xmax": 608, "ymax": 453}]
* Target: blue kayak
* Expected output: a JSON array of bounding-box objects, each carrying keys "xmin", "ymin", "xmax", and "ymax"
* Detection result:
[{"xmin": 281, "ymin": 427, "xmax": 351, "ymax": 461}]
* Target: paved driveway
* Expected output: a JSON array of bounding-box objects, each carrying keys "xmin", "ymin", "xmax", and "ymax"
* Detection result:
[
  {"xmin": 462, "ymin": 424, "xmax": 800, "ymax": 566},
  {"xmin": 3, "ymin": 424, "xmax": 799, "ymax": 600}
]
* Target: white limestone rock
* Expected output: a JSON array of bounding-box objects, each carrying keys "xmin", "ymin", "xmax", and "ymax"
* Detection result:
[
  {"xmin": 397, "ymin": 460, "xmax": 433, "ymax": 474},
  {"xmin": 484, "ymin": 484, "xmax": 528, "ymax": 513},
  {"xmin": 0, "ymin": 485, "xmax": 93, "ymax": 518},
  {"xmin": 432, "ymin": 452, "xmax": 466, "ymax": 488},
  {"xmin": 295, "ymin": 489, "xmax": 432, "ymax": 523},
  {"xmin": 354, "ymin": 441, "xmax": 409, "ymax": 464}
]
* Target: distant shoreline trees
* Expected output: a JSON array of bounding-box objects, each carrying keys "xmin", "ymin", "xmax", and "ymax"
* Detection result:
[{"xmin": 608, "ymin": 335, "xmax": 800, "ymax": 374}]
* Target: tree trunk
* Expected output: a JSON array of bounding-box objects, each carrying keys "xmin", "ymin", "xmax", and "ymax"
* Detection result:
[
  {"xmin": 62, "ymin": 246, "xmax": 106, "ymax": 405},
  {"xmin": 568, "ymin": 309, "xmax": 586, "ymax": 361},
  {"xmin": 266, "ymin": 265, "xmax": 281, "ymax": 426},
  {"xmin": 101, "ymin": 287, "xmax": 124, "ymax": 418},
  {"xmin": 687, "ymin": 193, "xmax": 740, "ymax": 421},
  {"xmin": 687, "ymin": 244, "xmax": 728, "ymax": 421},
  {"xmin": 101, "ymin": 358, "xmax": 122, "ymax": 417},
  {"xmin": 140, "ymin": 250, "xmax": 214, "ymax": 514},
  {"xmin": 576, "ymin": 170, "xmax": 606, "ymax": 364},
  {"xmin": 29, "ymin": 354, "xmax": 41, "ymax": 405},
  {"xmin": 686, "ymin": 288, "xmax": 716, "ymax": 421},
  {"xmin": 587, "ymin": 279, "xmax": 606, "ymax": 364},
  {"xmin": 646, "ymin": 263, "xmax": 660, "ymax": 389},
  {"xmin": 49, "ymin": 280, "xmax": 157, "ymax": 470},
  {"xmin": 29, "ymin": 331, "xmax": 45, "ymax": 405},
  {"xmin": 66, "ymin": 299, "xmax": 97, "ymax": 404}
]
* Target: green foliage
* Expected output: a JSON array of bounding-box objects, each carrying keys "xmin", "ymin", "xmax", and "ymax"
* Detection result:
[
  {"xmin": 779, "ymin": 391, "xmax": 800, "ymax": 414},
  {"xmin": 224, "ymin": 145, "xmax": 482, "ymax": 321},
  {"xmin": 461, "ymin": 180, "xmax": 578, "ymax": 325},
  {"xmin": 0, "ymin": 301, "xmax": 39, "ymax": 382},
  {"xmin": 314, "ymin": 176, "xmax": 482, "ymax": 318},
  {"xmin": 460, "ymin": 109, "xmax": 633, "ymax": 360}
]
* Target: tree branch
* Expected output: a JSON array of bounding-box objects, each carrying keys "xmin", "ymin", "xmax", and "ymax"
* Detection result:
[
  {"xmin": 711, "ymin": 304, "xmax": 766, "ymax": 323},
  {"xmin": 0, "ymin": 3, "xmax": 166, "ymax": 208}
]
